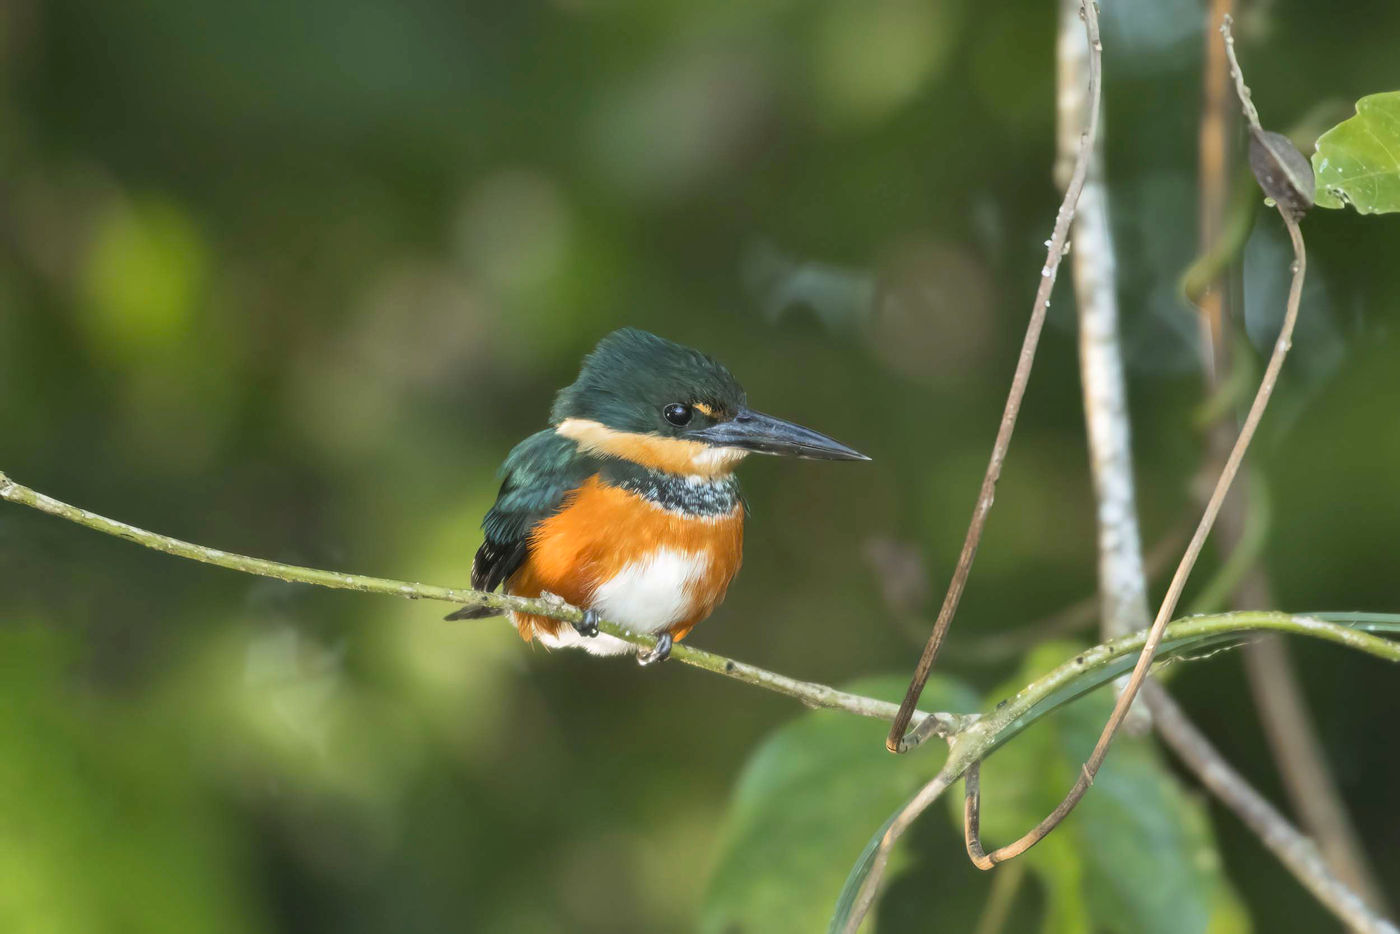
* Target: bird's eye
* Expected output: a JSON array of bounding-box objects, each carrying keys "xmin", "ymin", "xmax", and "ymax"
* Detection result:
[{"xmin": 663, "ymin": 403, "xmax": 693, "ymax": 427}]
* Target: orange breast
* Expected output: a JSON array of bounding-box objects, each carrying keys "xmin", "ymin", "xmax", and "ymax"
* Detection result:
[{"xmin": 506, "ymin": 475, "xmax": 744, "ymax": 644}]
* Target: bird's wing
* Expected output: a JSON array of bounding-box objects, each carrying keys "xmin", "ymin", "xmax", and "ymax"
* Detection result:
[{"xmin": 449, "ymin": 431, "xmax": 595, "ymax": 619}]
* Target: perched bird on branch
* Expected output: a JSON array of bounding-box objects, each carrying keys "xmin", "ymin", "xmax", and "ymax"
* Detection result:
[{"xmin": 450, "ymin": 328, "xmax": 869, "ymax": 663}]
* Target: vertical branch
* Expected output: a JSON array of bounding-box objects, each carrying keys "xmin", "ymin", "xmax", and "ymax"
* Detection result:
[
  {"xmin": 1050, "ymin": 3, "xmax": 1389, "ymax": 919},
  {"xmin": 1056, "ymin": 0, "xmax": 1152, "ymax": 643},
  {"xmin": 845, "ymin": 15, "xmax": 1396, "ymax": 934},
  {"xmin": 886, "ymin": 0, "xmax": 1104, "ymax": 753},
  {"xmin": 1200, "ymin": 12, "xmax": 1389, "ymax": 914},
  {"xmin": 955, "ymin": 22, "xmax": 1313, "ymax": 868},
  {"xmin": 1197, "ymin": 0, "xmax": 1236, "ymax": 382}
]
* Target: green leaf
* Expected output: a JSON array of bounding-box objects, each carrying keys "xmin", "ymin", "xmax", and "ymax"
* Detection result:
[
  {"xmin": 964, "ymin": 643, "xmax": 1251, "ymax": 934},
  {"xmin": 1312, "ymin": 91, "xmax": 1400, "ymax": 213},
  {"xmin": 80, "ymin": 197, "xmax": 210, "ymax": 360},
  {"xmin": 701, "ymin": 675, "xmax": 979, "ymax": 934}
]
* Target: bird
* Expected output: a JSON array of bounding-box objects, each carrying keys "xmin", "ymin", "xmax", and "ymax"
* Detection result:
[{"xmin": 448, "ymin": 327, "xmax": 869, "ymax": 664}]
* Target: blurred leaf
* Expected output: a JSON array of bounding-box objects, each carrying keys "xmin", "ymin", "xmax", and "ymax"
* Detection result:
[
  {"xmin": 1312, "ymin": 91, "xmax": 1400, "ymax": 213},
  {"xmin": 701, "ymin": 675, "xmax": 978, "ymax": 934},
  {"xmin": 965, "ymin": 643, "xmax": 1251, "ymax": 934},
  {"xmin": 80, "ymin": 197, "xmax": 210, "ymax": 361},
  {"xmin": 810, "ymin": 0, "xmax": 958, "ymax": 125},
  {"xmin": 742, "ymin": 239, "xmax": 875, "ymax": 334},
  {"xmin": 0, "ymin": 625, "xmax": 263, "ymax": 934},
  {"xmin": 587, "ymin": 47, "xmax": 773, "ymax": 202}
]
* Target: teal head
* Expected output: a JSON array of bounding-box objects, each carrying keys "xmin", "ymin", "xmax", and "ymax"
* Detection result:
[{"xmin": 551, "ymin": 328, "xmax": 868, "ymax": 475}]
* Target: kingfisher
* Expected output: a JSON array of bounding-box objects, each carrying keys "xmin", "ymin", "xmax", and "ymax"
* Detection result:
[{"xmin": 449, "ymin": 328, "xmax": 869, "ymax": 663}]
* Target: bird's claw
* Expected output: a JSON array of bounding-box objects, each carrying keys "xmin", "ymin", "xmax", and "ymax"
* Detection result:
[
  {"xmin": 637, "ymin": 632, "xmax": 673, "ymax": 666},
  {"xmin": 573, "ymin": 608, "xmax": 600, "ymax": 638}
]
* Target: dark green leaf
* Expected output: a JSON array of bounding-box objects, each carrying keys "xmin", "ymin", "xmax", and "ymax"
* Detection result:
[{"xmin": 701, "ymin": 675, "xmax": 979, "ymax": 934}]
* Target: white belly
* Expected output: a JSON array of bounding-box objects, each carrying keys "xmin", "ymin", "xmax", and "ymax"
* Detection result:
[{"xmin": 533, "ymin": 547, "xmax": 712, "ymax": 656}]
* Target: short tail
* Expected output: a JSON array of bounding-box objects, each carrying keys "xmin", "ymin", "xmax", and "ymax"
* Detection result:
[{"xmin": 444, "ymin": 604, "xmax": 501, "ymax": 621}]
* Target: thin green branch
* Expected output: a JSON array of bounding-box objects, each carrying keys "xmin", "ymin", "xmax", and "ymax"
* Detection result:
[
  {"xmin": 0, "ymin": 470, "xmax": 968, "ymax": 736},
  {"xmin": 5, "ymin": 468, "xmax": 1398, "ymax": 934}
]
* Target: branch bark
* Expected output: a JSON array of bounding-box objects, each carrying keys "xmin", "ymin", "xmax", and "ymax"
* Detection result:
[
  {"xmin": 1013, "ymin": 11, "xmax": 1388, "ymax": 928},
  {"xmin": 1057, "ymin": 0, "xmax": 1151, "ymax": 645}
]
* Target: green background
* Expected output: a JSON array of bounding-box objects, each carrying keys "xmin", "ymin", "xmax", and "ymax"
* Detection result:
[{"xmin": 2, "ymin": 0, "xmax": 1398, "ymax": 931}]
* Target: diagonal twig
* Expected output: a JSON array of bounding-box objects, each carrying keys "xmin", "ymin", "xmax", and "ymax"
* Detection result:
[
  {"xmin": 956, "ymin": 10, "xmax": 1311, "ymax": 872},
  {"xmin": 1146, "ymin": 683, "xmax": 1399, "ymax": 934},
  {"xmin": 886, "ymin": 0, "xmax": 1105, "ymax": 754},
  {"xmin": 1199, "ymin": 9, "xmax": 1390, "ymax": 918}
]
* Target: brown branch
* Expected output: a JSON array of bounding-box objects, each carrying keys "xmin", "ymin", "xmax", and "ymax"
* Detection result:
[
  {"xmin": 955, "ymin": 25, "xmax": 1310, "ymax": 866},
  {"xmin": 844, "ymin": 16, "xmax": 1395, "ymax": 933},
  {"xmin": 1199, "ymin": 11, "xmax": 1390, "ymax": 918},
  {"xmin": 1243, "ymin": 636, "xmax": 1390, "ymax": 915},
  {"xmin": 885, "ymin": 0, "xmax": 1104, "ymax": 753},
  {"xmin": 1197, "ymin": 0, "xmax": 1236, "ymax": 381},
  {"xmin": 1145, "ymin": 683, "xmax": 1399, "ymax": 934}
]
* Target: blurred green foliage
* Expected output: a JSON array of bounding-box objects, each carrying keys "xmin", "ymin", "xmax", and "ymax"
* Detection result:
[{"xmin": 4, "ymin": 0, "xmax": 1400, "ymax": 931}]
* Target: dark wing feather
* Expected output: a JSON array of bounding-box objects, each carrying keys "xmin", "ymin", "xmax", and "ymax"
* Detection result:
[
  {"xmin": 446, "ymin": 430, "xmax": 595, "ymax": 620},
  {"xmin": 471, "ymin": 538, "xmax": 530, "ymax": 593}
]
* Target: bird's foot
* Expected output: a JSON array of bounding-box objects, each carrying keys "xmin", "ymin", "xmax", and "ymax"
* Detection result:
[
  {"xmin": 637, "ymin": 632, "xmax": 673, "ymax": 666},
  {"xmin": 572, "ymin": 608, "xmax": 600, "ymax": 639}
]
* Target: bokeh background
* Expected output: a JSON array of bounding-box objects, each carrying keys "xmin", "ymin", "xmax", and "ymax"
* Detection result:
[{"xmin": 2, "ymin": 0, "xmax": 1399, "ymax": 931}]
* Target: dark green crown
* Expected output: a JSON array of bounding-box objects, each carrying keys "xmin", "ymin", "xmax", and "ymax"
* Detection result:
[{"xmin": 550, "ymin": 328, "xmax": 746, "ymax": 436}]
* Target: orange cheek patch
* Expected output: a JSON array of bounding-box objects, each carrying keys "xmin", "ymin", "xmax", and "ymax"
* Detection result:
[
  {"xmin": 504, "ymin": 476, "xmax": 744, "ymax": 644},
  {"xmin": 555, "ymin": 418, "xmax": 745, "ymax": 477}
]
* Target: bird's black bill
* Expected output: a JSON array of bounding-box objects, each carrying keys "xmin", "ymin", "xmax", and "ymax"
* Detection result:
[{"xmin": 691, "ymin": 407, "xmax": 870, "ymax": 461}]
